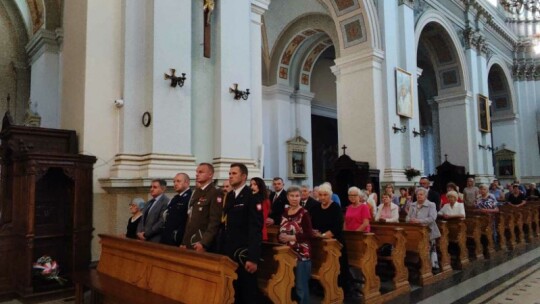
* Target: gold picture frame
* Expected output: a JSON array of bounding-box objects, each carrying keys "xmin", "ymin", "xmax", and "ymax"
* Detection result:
[
  {"xmin": 478, "ymin": 94, "xmax": 491, "ymax": 133},
  {"xmin": 396, "ymin": 68, "xmax": 413, "ymax": 118}
]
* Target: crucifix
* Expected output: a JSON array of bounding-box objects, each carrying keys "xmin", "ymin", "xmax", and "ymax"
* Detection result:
[
  {"xmin": 203, "ymin": 0, "xmax": 215, "ymax": 58},
  {"xmin": 341, "ymin": 144, "xmax": 348, "ymax": 155}
]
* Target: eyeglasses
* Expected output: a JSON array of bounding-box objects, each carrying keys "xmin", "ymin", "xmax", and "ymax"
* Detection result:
[{"xmin": 348, "ymin": 194, "xmax": 358, "ymax": 196}]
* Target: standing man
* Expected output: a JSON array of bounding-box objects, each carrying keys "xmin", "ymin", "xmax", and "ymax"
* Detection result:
[
  {"xmin": 300, "ymin": 185, "xmax": 318, "ymax": 213},
  {"xmin": 137, "ymin": 179, "xmax": 170, "ymax": 243},
  {"xmin": 222, "ymin": 179, "xmax": 232, "ymax": 195},
  {"xmin": 221, "ymin": 163, "xmax": 263, "ymax": 303},
  {"xmin": 419, "ymin": 177, "xmax": 441, "ymax": 211},
  {"xmin": 181, "ymin": 163, "xmax": 222, "ymax": 252},
  {"xmin": 161, "ymin": 173, "xmax": 192, "ymax": 246},
  {"xmin": 267, "ymin": 177, "xmax": 287, "ymax": 225}
]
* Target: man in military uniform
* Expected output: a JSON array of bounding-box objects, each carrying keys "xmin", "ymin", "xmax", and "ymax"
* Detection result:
[
  {"xmin": 181, "ymin": 163, "xmax": 222, "ymax": 252},
  {"xmin": 221, "ymin": 163, "xmax": 263, "ymax": 303},
  {"xmin": 160, "ymin": 173, "xmax": 192, "ymax": 246}
]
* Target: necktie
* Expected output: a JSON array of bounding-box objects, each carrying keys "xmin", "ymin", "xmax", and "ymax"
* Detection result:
[{"xmin": 143, "ymin": 198, "xmax": 156, "ymax": 225}]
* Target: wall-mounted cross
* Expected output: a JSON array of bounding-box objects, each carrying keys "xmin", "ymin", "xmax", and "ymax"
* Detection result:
[{"xmin": 341, "ymin": 144, "xmax": 347, "ymax": 155}]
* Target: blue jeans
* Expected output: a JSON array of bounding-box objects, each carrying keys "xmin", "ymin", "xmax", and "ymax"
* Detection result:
[{"xmin": 295, "ymin": 260, "xmax": 312, "ymax": 304}]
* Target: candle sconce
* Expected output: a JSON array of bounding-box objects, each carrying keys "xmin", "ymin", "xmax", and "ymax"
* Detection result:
[
  {"xmin": 164, "ymin": 69, "xmax": 186, "ymax": 88},
  {"xmin": 412, "ymin": 128, "xmax": 427, "ymax": 137},
  {"xmin": 392, "ymin": 124, "xmax": 407, "ymax": 134},
  {"xmin": 229, "ymin": 83, "xmax": 250, "ymax": 100}
]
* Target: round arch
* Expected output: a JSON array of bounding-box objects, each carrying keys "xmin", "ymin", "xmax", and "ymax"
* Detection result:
[{"xmin": 487, "ymin": 56, "xmax": 517, "ymax": 116}]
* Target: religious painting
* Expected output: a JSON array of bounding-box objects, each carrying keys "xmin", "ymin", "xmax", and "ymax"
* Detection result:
[
  {"xmin": 396, "ymin": 68, "xmax": 413, "ymax": 118},
  {"xmin": 498, "ymin": 159, "xmax": 514, "ymax": 177},
  {"xmin": 494, "ymin": 148, "xmax": 516, "ymax": 179},
  {"xmin": 279, "ymin": 67, "xmax": 288, "ymax": 79},
  {"xmin": 331, "ymin": 0, "xmax": 360, "ymax": 17},
  {"xmin": 301, "ymin": 73, "xmax": 309, "ymax": 85},
  {"xmin": 478, "ymin": 94, "xmax": 491, "ymax": 133},
  {"xmin": 340, "ymin": 15, "xmax": 367, "ymax": 48},
  {"xmin": 287, "ymin": 135, "xmax": 308, "ymax": 180},
  {"xmin": 439, "ymin": 68, "xmax": 460, "ymax": 89}
]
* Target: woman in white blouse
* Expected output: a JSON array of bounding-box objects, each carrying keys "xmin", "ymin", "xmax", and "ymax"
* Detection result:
[
  {"xmin": 375, "ymin": 193, "xmax": 399, "ymax": 223},
  {"xmin": 438, "ymin": 191, "xmax": 465, "ymax": 219}
]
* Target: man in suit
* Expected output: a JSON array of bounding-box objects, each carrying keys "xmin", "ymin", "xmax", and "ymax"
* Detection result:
[
  {"xmin": 420, "ymin": 177, "xmax": 441, "ymax": 210},
  {"xmin": 300, "ymin": 185, "xmax": 318, "ymax": 213},
  {"xmin": 160, "ymin": 173, "xmax": 192, "ymax": 246},
  {"xmin": 267, "ymin": 177, "xmax": 287, "ymax": 225},
  {"xmin": 181, "ymin": 163, "xmax": 222, "ymax": 252},
  {"xmin": 137, "ymin": 179, "xmax": 169, "ymax": 243},
  {"xmin": 221, "ymin": 163, "xmax": 263, "ymax": 303}
]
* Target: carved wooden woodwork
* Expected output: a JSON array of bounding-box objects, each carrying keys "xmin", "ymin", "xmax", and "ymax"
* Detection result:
[{"xmin": 259, "ymin": 242, "xmax": 297, "ymax": 304}]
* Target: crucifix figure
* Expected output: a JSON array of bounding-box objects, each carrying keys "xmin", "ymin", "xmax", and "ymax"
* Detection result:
[{"xmin": 203, "ymin": 0, "xmax": 215, "ymax": 58}]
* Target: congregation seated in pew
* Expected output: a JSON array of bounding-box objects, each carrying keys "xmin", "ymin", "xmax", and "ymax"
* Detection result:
[
  {"xmin": 375, "ymin": 193, "xmax": 400, "ymax": 223},
  {"xmin": 344, "ymin": 187, "xmax": 371, "ymax": 232},
  {"xmin": 438, "ymin": 191, "xmax": 465, "ymax": 219}
]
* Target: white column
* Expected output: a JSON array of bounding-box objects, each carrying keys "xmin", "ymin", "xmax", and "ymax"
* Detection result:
[
  {"xmin": 26, "ymin": 29, "xmax": 61, "ymax": 128},
  {"xmin": 262, "ymin": 84, "xmax": 294, "ymax": 180},
  {"xmin": 110, "ymin": 0, "xmax": 197, "ymax": 179},
  {"xmin": 465, "ymin": 47, "xmax": 482, "ymax": 177},
  {"xmin": 332, "ymin": 50, "xmax": 385, "ymax": 171},
  {"xmin": 250, "ymin": 0, "xmax": 270, "ymax": 175},
  {"xmin": 293, "ymin": 89, "xmax": 314, "ymax": 187},
  {"xmin": 212, "ymin": 0, "xmax": 261, "ymax": 178},
  {"xmin": 476, "ymin": 52, "xmax": 495, "ymax": 179}
]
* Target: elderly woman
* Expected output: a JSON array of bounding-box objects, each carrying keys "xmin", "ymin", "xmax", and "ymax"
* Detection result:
[
  {"xmin": 475, "ymin": 184, "xmax": 499, "ymax": 213},
  {"xmin": 406, "ymin": 188, "xmax": 440, "ymax": 268},
  {"xmin": 463, "ymin": 178, "xmax": 479, "ymax": 207},
  {"xmin": 375, "ymin": 193, "xmax": 399, "ymax": 222},
  {"xmin": 440, "ymin": 182, "xmax": 463, "ymax": 206},
  {"xmin": 438, "ymin": 191, "xmax": 465, "ymax": 219},
  {"xmin": 344, "ymin": 187, "xmax": 371, "ymax": 232},
  {"xmin": 310, "ymin": 183, "xmax": 351, "ymax": 293},
  {"xmin": 526, "ymin": 183, "xmax": 540, "ymax": 198},
  {"xmin": 126, "ymin": 198, "xmax": 145, "ymax": 239}
]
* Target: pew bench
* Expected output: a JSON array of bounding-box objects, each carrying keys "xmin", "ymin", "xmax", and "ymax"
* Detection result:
[
  {"xmin": 438, "ymin": 218, "xmax": 469, "ymax": 269},
  {"xmin": 367, "ymin": 226, "xmax": 410, "ymax": 301},
  {"xmin": 259, "ymin": 242, "xmax": 297, "ymax": 304},
  {"xmin": 342, "ymin": 231, "xmax": 383, "ymax": 304},
  {"xmin": 74, "ymin": 234, "xmax": 238, "ymax": 304},
  {"xmin": 464, "ymin": 216, "xmax": 484, "ymax": 260}
]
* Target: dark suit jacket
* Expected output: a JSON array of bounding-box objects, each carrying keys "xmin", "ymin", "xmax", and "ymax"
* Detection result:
[
  {"xmin": 269, "ymin": 190, "xmax": 288, "ymax": 224},
  {"xmin": 301, "ymin": 196, "xmax": 319, "ymax": 214},
  {"xmin": 427, "ymin": 189, "xmax": 441, "ymax": 210},
  {"xmin": 138, "ymin": 194, "xmax": 169, "ymax": 243},
  {"xmin": 222, "ymin": 185, "xmax": 263, "ymax": 263},
  {"xmin": 161, "ymin": 189, "xmax": 192, "ymax": 246},
  {"xmin": 181, "ymin": 184, "xmax": 223, "ymax": 250}
]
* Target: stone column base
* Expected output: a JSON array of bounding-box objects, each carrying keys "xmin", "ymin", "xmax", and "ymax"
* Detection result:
[{"xmin": 109, "ymin": 153, "xmax": 198, "ymax": 179}]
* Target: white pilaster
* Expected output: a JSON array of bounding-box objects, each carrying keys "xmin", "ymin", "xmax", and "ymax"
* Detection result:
[
  {"xmin": 26, "ymin": 29, "xmax": 61, "ymax": 128},
  {"xmin": 293, "ymin": 89, "xmax": 314, "ymax": 187}
]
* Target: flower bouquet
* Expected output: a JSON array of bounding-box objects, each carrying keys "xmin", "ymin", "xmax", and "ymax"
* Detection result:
[
  {"xmin": 32, "ymin": 256, "xmax": 66, "ymax": 285},
  {"xmin": 404, "ymin": 167, "xmax": 421, "ymax": 181}
]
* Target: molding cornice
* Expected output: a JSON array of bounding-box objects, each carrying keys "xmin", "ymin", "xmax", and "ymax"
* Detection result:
[
  {"xmin": 25, "ymin": 29, "xmax": 60, "ymax": 64},
  {"xmin": 399, "ymin": 0, "xmax": 415, "ymax": 9}
]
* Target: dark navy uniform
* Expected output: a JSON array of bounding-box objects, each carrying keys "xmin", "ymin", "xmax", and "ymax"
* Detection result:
[
  {"xmin": 221, "ymin": 185, "xmax": 263, "ymax": 304},
  {"xmin": 160, "ymin": 189, "xmax": 192, "ymax": 246},
  {"xmin": 269, "ymin": 190, "xmax": 288, "ymax": 224}
]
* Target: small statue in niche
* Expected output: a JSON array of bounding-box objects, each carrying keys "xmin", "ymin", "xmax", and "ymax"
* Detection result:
[{"xmin": 24, "ymin": 99, "xmax": 41, "ymax": 127}]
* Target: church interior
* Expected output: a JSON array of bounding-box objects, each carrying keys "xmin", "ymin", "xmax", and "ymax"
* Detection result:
[{"xmin": 1, "ymin": 0, "xmax": 540, "ymax": 303}]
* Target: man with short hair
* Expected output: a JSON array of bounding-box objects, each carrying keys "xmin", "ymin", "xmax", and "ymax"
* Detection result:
[
  {"xmin": 300, "ymin": 185, "xmax": 318, "ymax": 213},
  {"xmin": 221, "ymin": 163, "xmax": 263, "ymax": 303},
  {"xmin": 161, "ymin": 173, "xmax": 192, "ymax": 246},
  {"xmin": 137, "ymin": 179, "xmax": 170, "ymax": 243},
  {"xmin": 419, "ymin": 177, "xmax": 441, "ymax": 210},
  {"xmin": 268, "ymin": 177, "xmax": 287, "ymax": 225},
  {"xmin": 181, "ymin": 163, "xmax": 222, "ymax": 252},
  {"xmin": 507, "ymin": 184, "xmax": 527, "ymax": 207},
  {"xmin": 222, "ymin": 179, "xmax": 232, "ymax": 195}
]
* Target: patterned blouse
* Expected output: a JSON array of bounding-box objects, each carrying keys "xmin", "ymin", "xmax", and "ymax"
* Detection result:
[
  {"xmin": 475, "ymin": 194, "xmax": 498, "ymax": 210},
  {"xmin": 280, "ymin": 207, "xmax": 313, "ymax": 261}
]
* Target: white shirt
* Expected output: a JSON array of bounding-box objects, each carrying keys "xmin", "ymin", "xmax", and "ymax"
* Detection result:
[
  {"xmin": 438, "ymin": 202, "xmax": 466, "ymax": 218},
  {"xmin": 234, "ymin": 184, "xmax": 247, "ymax": 198}
]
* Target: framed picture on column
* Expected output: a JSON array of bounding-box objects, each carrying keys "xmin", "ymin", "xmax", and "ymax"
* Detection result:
[
  {"xmin": 478, "ymin": 94, "xmax": 491, "ymax": 133},
  {"xmin": 396, "ymin": 68, "xmax": 413, "ymax": 118}
]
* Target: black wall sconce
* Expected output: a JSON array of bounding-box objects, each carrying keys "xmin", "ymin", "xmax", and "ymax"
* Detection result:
[
  {"xmin": 478, "ymin": 143, "xmax": 486, "ymax": 150},
  {"xmin": 164, "ymin": 69, "xmax": 186, "ymax": 88},
  {"xmin": 392, "ymin": 124, "xmax": 407, "ymax": 134},
  {"xmin": 229, "ymin": 83, "xmax": 250, "ymax": 100},
  {"xmin": 486, "ymin": 145, "xmax": 494, "ymax": 152},
  {"xmin": 412, "ymin": 128, "xmax": 427, "ymax": 137}
]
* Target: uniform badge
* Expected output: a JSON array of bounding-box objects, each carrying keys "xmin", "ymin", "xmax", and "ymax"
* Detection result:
[
  {"xmin": 256, "ymin": 204, "xmax": 262, "ymax": 211},
  {"xmin": 217, "ymin": 197, "xmax": 222, "ymax": 204}
]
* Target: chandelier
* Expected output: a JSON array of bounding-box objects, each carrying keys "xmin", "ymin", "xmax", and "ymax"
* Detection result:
[{"xmin": 499, "ymin": 0, "xmax": 540, "ymax": 18}]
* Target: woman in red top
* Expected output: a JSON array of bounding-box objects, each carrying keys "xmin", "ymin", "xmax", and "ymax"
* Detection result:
[
  {"xmin": 250, "ymin": 177, "xmax": 270, "ymax": 241},
  {"xmin": 344, "ymin": 186, "xmax": 371, "ymax": 232}
]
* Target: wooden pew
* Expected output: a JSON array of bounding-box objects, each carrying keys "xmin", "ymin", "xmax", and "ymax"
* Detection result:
[
  {"xmin": 497, "ymin": 211, "xmax": 517, "ymax": 249},
  {"xmin": 465, "ymin": 209, "xmax": 496, "ymax": 257},
  {"xmin": 267, "ymin": 225, "xmax": 344, "ymax": 304},
  {"xmin": 436, "ymin": 221, "xmax": 452, "ymax": 274},
  {"xmin": 367, "ymin": 226, "xmax": 411, "ymax": 300},
  {"xmin": 525, "ymin": 204, "xmax": 540, "ymax": 237},
  {"xmin": 74, "ymin": 234, "xmax": 238, "ymax": 304},
  {"xmin": 371, "ymin": 223, "xmax": 452, "ymax": 286},
  {"xmin": 464, "ymin": 216, "xmax": 484, "ymax": 260},
  {"xmin": 342, "ymin": 231, "xmax": 383, "ymax": 304},
  {"xmin": 499, "ymin": 206, "xmax": 526, "ymax": 246},
  {"xmin": 438, "ymin": 218, "xmax": 469, "ymax": 269},
  {"xmin": 495, "ymin": 211, "xmax": 507, "ymax": 250},
  {"xmin": 259, "ymin": 242, "xmax": 297, "ymax": 304}
]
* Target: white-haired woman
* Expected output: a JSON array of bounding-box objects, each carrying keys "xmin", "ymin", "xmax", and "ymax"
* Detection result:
[
  {"xmin": 438, "ymin": 191, "xmax": 465, "ymax": 219},
  {"xmin": 375, "ymin": 193, "xmax": 399, "ymax": 223},
  {"xmin": 475, "ymin": 184, "xmax": 499, "ymax": 213},
  {"xmin": 126, "ymin": 197, "xmax": 145, "ymax": 239},
  {"xmin": 344, "ymin": 187, "xmax": 371, "ymax": 232}
]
